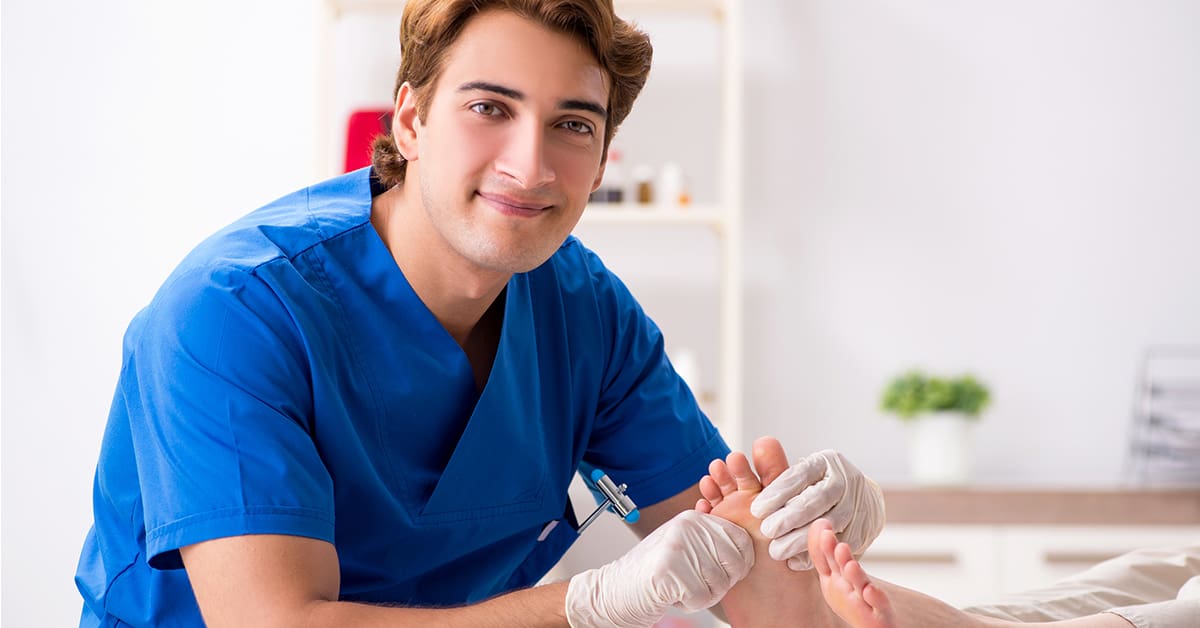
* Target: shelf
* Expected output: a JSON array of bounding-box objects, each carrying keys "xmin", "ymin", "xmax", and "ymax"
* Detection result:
[
  {"xmin": 614, "ymin": 0, "xmax": 724, "ymax": 15},
  {"xmin": 880, "ymin": 487, "xmax": 1200, "ymax": 525},
  {"xmin": 578, "ymin": 204, "xmax": 726, "ymax": 228},
  {"xmin": 324, "ymin": 0, "xmax": 724, "ymax": 17}
]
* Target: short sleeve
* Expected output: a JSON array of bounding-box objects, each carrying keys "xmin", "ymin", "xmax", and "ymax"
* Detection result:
[
  {"xmin": 578, "ymin": 248, "xmax": 730, "ymax": 507},
  {"xmin": 124, "ymin": 262, "xmax": 334, "ymax": 569}
]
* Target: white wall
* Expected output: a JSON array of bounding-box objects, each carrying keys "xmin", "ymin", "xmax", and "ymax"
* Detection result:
[
  {"xmin": 733, "ymin": 0, "xmax": 1200, "ymax": 485},
  {"xmin": 3, "ymin": 1, "xmax": 1199, "ymax": 624},
  {"xmin": 3, "ymin": 1, "xmax": 322, "ymax": 624}
]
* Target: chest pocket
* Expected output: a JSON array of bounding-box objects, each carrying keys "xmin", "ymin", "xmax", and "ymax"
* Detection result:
[{"xmin": 503, "ymin": 498, "xmax": 582, "ymax": 591}]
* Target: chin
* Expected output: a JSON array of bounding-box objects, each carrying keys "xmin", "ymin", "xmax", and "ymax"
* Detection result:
[
  {"xmin": 497, "ymin": 253, "xmax": 556, "ymax": 274},
  {"xmin": 477, "ymin": 244, "xmax": 559, "ymax": 274}
]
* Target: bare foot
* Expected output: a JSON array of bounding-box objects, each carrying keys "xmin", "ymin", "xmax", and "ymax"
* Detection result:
[
  {"xmin": 809, "ymin": 518, "xmax": 896, "ymax": 627},
  {"xmin": 696, "ymin": 452, "xmax": 760, "ymax": 528},
  {"xmin": 695, "ymin": 437, "xmax": 794, "ymax": 532},
  {"xmin": 808, "ymin": 519, "xmax": 1010, "ymax": 628},
  {"xmin": 697, "ymin": 440, "xmax": 848, "ymax": 628}
]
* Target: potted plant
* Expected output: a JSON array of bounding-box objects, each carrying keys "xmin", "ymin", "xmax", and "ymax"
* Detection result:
[{"xmin": 881, "ymin": 370, "xmax": 991, "ymax": 485}]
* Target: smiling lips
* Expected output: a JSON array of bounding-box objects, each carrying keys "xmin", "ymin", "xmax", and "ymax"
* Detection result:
[{"xmin": 477, "ymin": 191, "xmax": 554, "ymax": 217}]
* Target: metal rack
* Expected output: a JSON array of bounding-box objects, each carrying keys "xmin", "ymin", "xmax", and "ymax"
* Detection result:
[{"xmin": 1127, "ymin": 345, "xmax": 1200, "ymax": 486}]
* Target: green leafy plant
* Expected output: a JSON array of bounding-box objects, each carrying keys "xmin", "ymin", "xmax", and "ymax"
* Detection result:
[{"xmin": 881, "ymin": 370, "xmax": 991, "ymax": 420}]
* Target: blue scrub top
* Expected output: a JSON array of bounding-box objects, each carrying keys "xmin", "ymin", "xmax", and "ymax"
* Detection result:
[{"xmin": 75, "ymin": 167, "xmax": 729, "ymax": 626}]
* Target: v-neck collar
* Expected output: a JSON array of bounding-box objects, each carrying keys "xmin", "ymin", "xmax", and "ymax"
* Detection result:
[{"xmin": 348, "ymin": 169, "xmax": 550, "ymax": 521}]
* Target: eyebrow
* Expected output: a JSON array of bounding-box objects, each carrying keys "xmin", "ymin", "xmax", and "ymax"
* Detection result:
[{"xmin": 458, "ymin": 81, "xmax": 608, "ymax": 119}]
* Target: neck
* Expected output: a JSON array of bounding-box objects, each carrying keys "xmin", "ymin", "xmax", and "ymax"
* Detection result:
[{"xmin": 370, "ymin": 182, "xmax": 510, "ymax": 347}]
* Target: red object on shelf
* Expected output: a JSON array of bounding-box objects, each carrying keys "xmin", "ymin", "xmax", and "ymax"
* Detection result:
[{"xmin": 344, "ymin": 108, "xmax": 393, "ymax": 172}]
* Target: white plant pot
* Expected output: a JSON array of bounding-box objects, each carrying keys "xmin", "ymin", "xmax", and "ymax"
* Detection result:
[{"xmin": 909, "ymin": 413, "xmax": 975, "ymax": 486}]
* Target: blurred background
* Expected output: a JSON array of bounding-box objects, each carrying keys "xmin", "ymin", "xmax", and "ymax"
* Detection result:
[{"xmin": 4, "ymin": 0, "xmax": 1199, "ymax": 624}]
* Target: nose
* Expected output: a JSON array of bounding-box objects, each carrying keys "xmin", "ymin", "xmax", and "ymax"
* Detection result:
[{"xmin": 494, "ymin": 121, "xmax": 556, "ymax": 189}]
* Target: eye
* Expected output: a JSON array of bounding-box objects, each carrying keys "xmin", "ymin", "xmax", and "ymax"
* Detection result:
[
  {"xmin": 560, "ymin": 119, "xmax": 595, "ymax": 136},
  {"xmin": 469, "ymin": 102, "xmax": 504, "ymax": 117}
]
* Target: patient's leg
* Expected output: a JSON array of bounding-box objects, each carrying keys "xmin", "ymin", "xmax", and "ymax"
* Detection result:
[
  {"xmin": 807, "ymin": 520, "xmax": 1133, "ymax": 628},
  {"xmin": 697, "ymin": 439, "xmax": 847, "ymax": 628}
]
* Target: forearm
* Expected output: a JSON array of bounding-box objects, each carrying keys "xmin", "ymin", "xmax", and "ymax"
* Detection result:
[{"xmin": 301, "ymin": 582, "xmax": 570, "ymax": 628}]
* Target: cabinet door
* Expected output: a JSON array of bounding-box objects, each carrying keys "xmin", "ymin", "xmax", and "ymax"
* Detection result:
[
  {"xmin": 998, "ymin": 525, "xmax": 1200, "ymax": 595},
  {"xmin": 860, "ymin": 525, "xmax": 1002, "ymax": 608}
]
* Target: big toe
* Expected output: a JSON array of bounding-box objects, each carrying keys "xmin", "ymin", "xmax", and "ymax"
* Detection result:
[
  {"xmin": 752, "ymin": 436, "xmax": 791, "ymax": 486},
  {"xmin": 808, "ymin": 518, "xmax": 835, "ymax": 566}
]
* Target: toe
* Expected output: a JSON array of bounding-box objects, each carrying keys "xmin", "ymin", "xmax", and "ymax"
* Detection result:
[
  {"xmin": 821, "ymin": 529, "xmax": 841, "ymax": 575},
  {"xmin": 806, "ymin": 518, "xmax": 836, "ymax": 572},
  {"xmin": 726, "ymin": 451, "xmax": 762, "ymax": 492},
  {"xmin": 861, "ymin": 582, "xmax": 893, "ymax": 616},
  {"xmin": 699, "ymin": 474, "xmax": 724, "ymax": 507},
  {"xmin": 806, "ymin": 521, "xmax": 828, "ymax": 565},
  {"xmin": 810, "ymin": 535, "xmax": 832, "ymax": 577},
  {"xmin": 708, "ymin": 457, "xmax": 738, "ymax": 498},
  {"xmin": 842, "ymin": 556, "xmax": 871, "ymax": 592},
  {"xmin": 834, "ymin": 540, "xmax": 855, "ymax": 572},
  {"xmin": 751, "ymin": 436, "xmax": 792, "ymax": 487}
]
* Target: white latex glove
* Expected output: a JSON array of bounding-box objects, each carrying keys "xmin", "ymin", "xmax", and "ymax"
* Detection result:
[
  {"xmin": 749, "ymin": 449, "xmax": 885, "ymax": 571},
  {"xmin": 565, "ymin": 510, "xmax": 754, "ymax": 628}
]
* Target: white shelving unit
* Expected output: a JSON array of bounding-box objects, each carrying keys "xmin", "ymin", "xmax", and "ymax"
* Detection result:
[
  {"xmin": 865, "ymin": 524, "xmax": 1200, "ymax": 609},
  {"xmin": 316, "ymin": 0, "xmax": 743, "ymax": 450}
]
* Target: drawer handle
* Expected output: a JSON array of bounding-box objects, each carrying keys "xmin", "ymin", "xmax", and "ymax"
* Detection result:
[
  {"xmin": 862, "ymin": 552, "xmax": 958, "ymax": 565},
  {"xmin": 1044, "ymin": 551, "xmax": 1121, "ymax": 565}
]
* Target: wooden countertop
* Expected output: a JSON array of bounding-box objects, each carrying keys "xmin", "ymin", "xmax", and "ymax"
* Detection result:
[{"xmin": 881, "ymin": 487, "xmax": 1200, "ymax": 525}]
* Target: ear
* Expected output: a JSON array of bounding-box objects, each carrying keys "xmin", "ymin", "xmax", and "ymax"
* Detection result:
[
  {"xmin": 590, "ymin": 150, "xmax": 608, "ymax": 194},
  {"xmin": 393, "ymin": 82, "xmax": 421, "ymax": 161}
]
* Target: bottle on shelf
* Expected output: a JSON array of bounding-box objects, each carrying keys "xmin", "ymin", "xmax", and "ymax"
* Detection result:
[
  {"xmin": 633, "ymin": 164, "xmax": 655, "ymax": 206},
  {"xmin": 589, "ymin": 147, "xmax": 627, "ymax": 204},
  {"xmin": 658, "ymin": 162, "xmax": 690, "ymax": 207}
]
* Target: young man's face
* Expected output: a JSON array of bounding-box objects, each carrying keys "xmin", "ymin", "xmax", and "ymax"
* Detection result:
[{"xmin": 397, "ymin": 9, "xmax": 610, "ymax": 275}]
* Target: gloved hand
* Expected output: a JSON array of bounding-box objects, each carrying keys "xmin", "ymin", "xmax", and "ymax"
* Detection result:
[
  {"xmin": 749, "ymin": 449, "xmax": 885, "ymax": 571},
  {"xmin": 564, "ymin": 510, "xmax": 754, "ymax": 628}
]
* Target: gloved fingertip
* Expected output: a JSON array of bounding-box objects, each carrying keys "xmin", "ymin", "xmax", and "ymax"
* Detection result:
[
  {"xmin": 748, "ymin": 495, "xmax": 768, "ymax": 519},
  {"xmin": 749, "ymin": 484, "xmax": 784, "ymax": 519},
  {"xmin": 758, "ymin": 509, "xmax": 801, "ymax": 539},
  {"xmin": 787, "ymin": 555, "xmax": 813, "ymax": 571},
  {"xmin": 767, "ymin": 538, "xmax": 789, "ymax": 562}
]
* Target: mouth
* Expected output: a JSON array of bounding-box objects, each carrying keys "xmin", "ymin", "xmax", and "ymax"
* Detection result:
[{"xmin": 477, "ymin": 191, "xmax": 554, "ymax": 217}]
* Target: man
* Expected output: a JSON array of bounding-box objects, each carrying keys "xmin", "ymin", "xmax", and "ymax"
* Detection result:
[{"xmin": 75, "ymin": 1, "xmax": 885, "ymax": 625}]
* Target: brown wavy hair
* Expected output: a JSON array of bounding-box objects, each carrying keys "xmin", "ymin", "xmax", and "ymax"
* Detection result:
[{"xmin": 370, "ymin": 0, "xmax": 653, "ymax": 188}]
